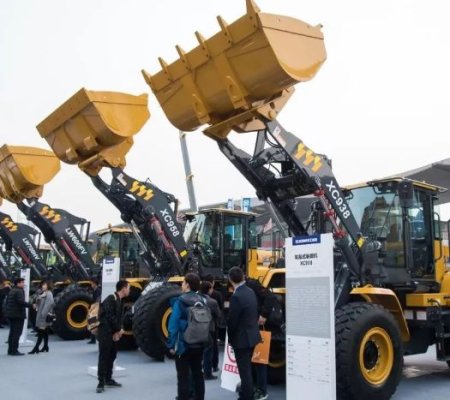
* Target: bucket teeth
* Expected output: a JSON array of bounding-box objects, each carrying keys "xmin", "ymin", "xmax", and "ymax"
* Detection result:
[
  {"xmin": 158, "ymin": 57, "xmax": 172, "ymax": 80},
  {"xmin": 176, "ymin": 45, "xmax": 190, "ymax": 70},
  {"xmin": 246, "ymin": 0, "xmax": 261, "ymax": 14},
  {"xmin": 146, "ymin": 2, "xmax": 326, "ymax": 134},
  {"xmin": 217, "ymin": 16, "xmax": 232, "ymax": 43}
]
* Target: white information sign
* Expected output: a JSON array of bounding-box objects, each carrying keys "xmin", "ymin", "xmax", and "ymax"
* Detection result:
[
  {"xmin": 220, "ymin": 334, "xmax": 241, "ymax": 392},
  {"xmin": 19, "ymin": 268, "xmax": 32, "ymax": 345},
  {"xmin": 285, "ymin": 234, "xmax": 336, "ymax": 400},
  {"xmin": 101, "ymin": 257, "xmax": 121, "ymax": 301}
]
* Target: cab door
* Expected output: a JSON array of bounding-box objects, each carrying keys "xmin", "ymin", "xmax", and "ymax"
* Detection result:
[
  {"xmin": 407, "ymin": 189, "xmax": 435, "ymax": 278},
  {"xmin": 221, "ymin": 214, "xmax": 249, "ymax": 274}
]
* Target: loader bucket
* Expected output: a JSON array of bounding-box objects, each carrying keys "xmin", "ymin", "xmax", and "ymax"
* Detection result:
[
  {"xmin": 37, "ymin": 88, "xmax": 150, "ymax": 176},
  {"xmin": 0, "ymin": 145, "xmax": 60, "ymax": 203},
  {"xmin": 143, "ymin": 0, "xmax": 326, "ymax": 137}
]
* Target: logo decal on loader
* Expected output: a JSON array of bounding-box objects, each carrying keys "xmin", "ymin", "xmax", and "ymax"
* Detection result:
[
  {"xmin": 39, "ymin": 206, "xmax": 62, "ymax": 224},
  {"xmin": 130, "ymin": 181, "xmax": 154, "ymax": 201},
  {"xmin": 294, "ymin": 143, "xmax": 323, "ymax": 173},
  {"xmin": 1, "ymin": 217, "xmax": 18, "ymax": 232}
]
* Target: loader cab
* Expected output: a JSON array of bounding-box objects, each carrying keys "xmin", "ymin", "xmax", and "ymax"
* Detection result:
[
  {"xmin": 345, "ymin": 178, "xmax": 447, "ymax": 287},
  {"xmin": 94, "ymin": 227, "xmax": 146, "ymax": 278},
  {"xmin": 183, "ymin": 208, "xmax": 257, "ymax": 279},
  {"xmin": 39, "ymin": 245, "xmax": 59, "ymax": 267}
]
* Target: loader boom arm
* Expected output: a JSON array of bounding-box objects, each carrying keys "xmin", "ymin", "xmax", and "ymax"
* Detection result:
[
  {"xmin": 214, "ymin": 119, "xmax": 366, "ymax": 303},
  {"xmin": 0, "ymin": 211, "xmax": 48, "ymax": 279},
  {"xmin": 91, "ymin": 168, "xmax": 187, "ymax": 277},
  {"xmin": 17, "ymin": 200, "xmax": 93, "ymax": 281}
]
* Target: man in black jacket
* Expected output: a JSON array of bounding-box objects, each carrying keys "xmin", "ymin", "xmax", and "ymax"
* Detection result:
[
  {"xmin": 96, "ymin": 280, "xmax": 129, "ymax": 393},
  {"xmin": 203, "ymin": 274, "xmax": 224, "ymax": 372},
  {"xmin": 227, "ymin": 267, "xmax": 261, "ymax": 400},
  {"xmin": 5, "ymin": 277, "xmax": 32, "ymax": 356}
]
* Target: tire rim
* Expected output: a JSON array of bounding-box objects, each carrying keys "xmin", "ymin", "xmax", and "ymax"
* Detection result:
[
  {"xmin": 359, "ymin": 327, "xmax": 394, "ymax": 386},
  {"xmin": 161, "ymin": 308, "xmax": 172, "ymax": 338},
  {"xmin": 66, "ymin": 301, "xmax": 90, "ymax": 329}
]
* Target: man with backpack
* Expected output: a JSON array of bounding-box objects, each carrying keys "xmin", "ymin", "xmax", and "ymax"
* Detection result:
[
  {"xmin": 199, "ymin": 280, "xmax": 222, "ymax": 380},
  {"xmin": 167, "ymin": 273, "xmax": 211, "ymax": 400}
]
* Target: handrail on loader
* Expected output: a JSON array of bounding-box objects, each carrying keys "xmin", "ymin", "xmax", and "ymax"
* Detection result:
[
  {"xmin": 142, "ymin": 0, "xmax": 326, "ymax": 138},
  {"xmin": 0, "ymin": 145, "xmax": 60, "ymax": 203},
  {"xmin": 37, "ymin": 88, "xmax": 150, "ymax": 176}
]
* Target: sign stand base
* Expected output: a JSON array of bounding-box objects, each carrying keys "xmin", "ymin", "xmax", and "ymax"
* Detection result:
[{"xmin": 19, "ymin": 339, "xmax": 35, "ymax": 348}]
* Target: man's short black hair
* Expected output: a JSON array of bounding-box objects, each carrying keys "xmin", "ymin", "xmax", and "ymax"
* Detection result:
[
  {"xmin": 116, "ymin": 280, "xmax": 129, "ymax": 292},
  {"xmin": 14, "ymin": 277, "xmax": 25, "ymax": 286},
  {"xmin": 228, "ymin": 266, "xmax": 244, "ymax": 284},
  {"xmin": 200, "ymin": 281, "xmax": 212, "ymax": 295},
  {"xmin": 203, "ymin": 274, "xmax": 214, "ymax": 284},
  {"xmin": 184, "ymin": 273, "xmax": 200, "ymax": 292}
]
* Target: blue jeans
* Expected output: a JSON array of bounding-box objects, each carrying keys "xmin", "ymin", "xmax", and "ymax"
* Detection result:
[{"xmin": 203, "ymin": 344, "xmax": 213, "ymax": 376}]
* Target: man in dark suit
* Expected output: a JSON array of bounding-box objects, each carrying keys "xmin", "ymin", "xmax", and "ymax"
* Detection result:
[{"xmin": 227, "ymin": 267, "xmax": 261, "ymax": 400}]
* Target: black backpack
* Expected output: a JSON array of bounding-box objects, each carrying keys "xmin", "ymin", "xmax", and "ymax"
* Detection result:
[{"xmin": 181, "ymin": 294, "xmax": 212, "ymax": 346}]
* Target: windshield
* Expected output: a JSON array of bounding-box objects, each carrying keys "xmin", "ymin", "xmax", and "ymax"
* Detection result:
[
  {"xmin": 39, "ymin": 249, "xmax": 59, "ymax": 266},
  {"xmin": 347, "ymin": 185, "xmax": 402, "ymax": 241},
  {"xmin": 184, "ymin": 213, "xmax": 220, "ymax": 268},
  {"xmin": 97, "ymin": 232, "xmax": 120, "ymax": 260},
  {"xmin": 347, "ymin": 185, "xmax": 405, "ymax": 269}
]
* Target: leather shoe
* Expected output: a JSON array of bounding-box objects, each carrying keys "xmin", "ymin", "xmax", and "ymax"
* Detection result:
[
  {"xmin": 9, "ymin": 351, "xmax": 25, "ymax": 356},
  {"xmin": 105, "ymin": 379, "xmax": 122, "ymax": 388},
  {"xmin": 96, "ymin": 383, "xmax": 104, "ymax": 393},
  {"xmin": 204, "ymin": 373, "xmax": 218, "ymax": 380}
]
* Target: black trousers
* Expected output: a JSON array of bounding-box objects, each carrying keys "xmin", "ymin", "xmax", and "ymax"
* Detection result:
[
  {"xmin": 97, "ymin": 334, "xmax": 117, "ymax": 383},
  {"xmin": 234, "ymin": 347, "xmax": 255, "ymax": 400},
  {"xmin": 8, "ymin": 318, "xmax": 24, "ymax": 354},
  {"xmin": 31, "ymin": 328, "xmax": 49, "ymax": 351},
  {"xmin": 175, "ymin": 347, "xmax": 205, "ymax": 400},
  {"xmin": 212, "ymin": 330, "xmax": 219, "ymax": 370}
]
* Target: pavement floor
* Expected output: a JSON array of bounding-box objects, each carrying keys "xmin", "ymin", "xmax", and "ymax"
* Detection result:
[{"xmin": 0, "ymin": 328, "xmax": 449, "ymax": 400}]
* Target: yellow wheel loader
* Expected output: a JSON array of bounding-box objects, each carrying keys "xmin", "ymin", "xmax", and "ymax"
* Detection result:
[
  {"xmin": 142, "ymin": 1, "xmax": 450, "ymax": 398},
  {"xmin": 0, "ymin": 145, "xmax": 102, "ymax": 340},
  {"xmin": 37, "ymin": 87, "xmax": 284, "ymax": 364}
]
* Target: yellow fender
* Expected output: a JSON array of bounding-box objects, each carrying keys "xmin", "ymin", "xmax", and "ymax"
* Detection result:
[{"xmin": 351, "ymin": 286, "xmax": 410, "ymax": 342}]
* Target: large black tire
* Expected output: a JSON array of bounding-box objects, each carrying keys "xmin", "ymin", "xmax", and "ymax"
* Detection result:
[
  {"xmin": 133, "ymin": 284, "xmax": 181, "ymax": 360},
  {"xmin": 53, "ymin": 285, "xmax": 93, "ymax": 340},
  {"xmin": 116, "ymin": 285, "xmax": 142, "ymax": 351},
  {"xmin": 335, "ymin": 302, "xmax": 403, "ymax": 400}
]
